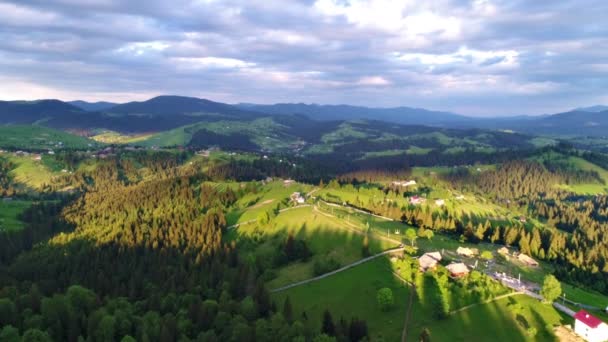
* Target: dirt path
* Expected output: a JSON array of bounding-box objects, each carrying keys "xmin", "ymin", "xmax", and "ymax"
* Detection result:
[
  {"xmin": 270, "ymin": 247, "xmax": 405, "ymax": 293},
  {"xmin": 249, "ymin": 199, "xmax": 275, "ymax": 209}
]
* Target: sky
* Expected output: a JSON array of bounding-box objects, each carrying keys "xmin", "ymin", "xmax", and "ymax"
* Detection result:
[{"xmin": 0, "ymin": 0, "xmax": 606, "ymax": 116}]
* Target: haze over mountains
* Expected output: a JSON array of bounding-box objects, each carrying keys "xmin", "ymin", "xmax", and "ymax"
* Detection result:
[{"xmin": 2, "ymin": 95, "xmax": 607, "ymax": 137}]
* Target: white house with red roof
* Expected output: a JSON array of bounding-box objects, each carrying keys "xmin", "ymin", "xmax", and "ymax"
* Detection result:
[{"xmin": 574, "ymin": 309, "xmax": 608, "ymax": 342}]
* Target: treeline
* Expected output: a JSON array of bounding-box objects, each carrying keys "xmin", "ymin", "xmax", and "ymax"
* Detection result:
[
  {"xmin": 0, "ymin": 157, "xmax": 16, "ymax": 196},
  {"xmin": 0, "ymin": 200, "xmax": 74, "ymax": 268},
  {"xmin": 445, "ymin": 160, "xmax": 602, "ymax": 199}
]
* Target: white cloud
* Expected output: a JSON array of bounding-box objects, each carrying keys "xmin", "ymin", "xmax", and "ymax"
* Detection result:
[
  {"xmin": 172, "ymin": 57, "xmax": 255, "ymax": 69},
  {"xmin": 395, "ymin": 46, "xmax": 519, "ymax": 69},
  {"xmin": 357, "ymin": 76, "xmax": 391, "ymax": 86}
]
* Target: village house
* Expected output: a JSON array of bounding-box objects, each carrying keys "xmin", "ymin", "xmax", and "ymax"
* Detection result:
[
  {"xmin": 517, "ymin": 253, "xmax": 539, "ymax": 267},
  {"xmin": 409, "ymin": 195, "xmax": 426, "ymax": 205},
  {"xmin": 283, "ymin": 179, "xmax": 295, "ymax": 186},
  {"xmin": 47, "ymin": 150, "xmax": 55, "ymax": 155},
  {"xmin": 574, "ymin": 310, "xmax": 608, "ymax": 342},
  {"xmin": 418, "ymin": 252, "xmax": 442, "ymax": 272},
  {"xmin": 435, "ymin": 199, "xmax": 445, "ymax": 206},
  {"xmin": 446, "ymin": 263, "xmax": 470, "ymax": 277},
  {"xmin": 455, "ymin": 194, "xmax": 465, "ymax": 200},
  {"xmin": 290, "ymin": 192, "xmax": 306, "ymax": 204},
  {"xmin": 392, "ymin": 180, "xmax": 416, "ymax": 187},
  {"xmin": 457, "ymin": 247, "xmax": 475, "ymax": 257},
  {"xmin": 498, "ymin": 246, "xmax": 510, "ymax": 255},
  {"xmin": 32, "ymin": 154, "xmax": 42, "ymax": 161}
]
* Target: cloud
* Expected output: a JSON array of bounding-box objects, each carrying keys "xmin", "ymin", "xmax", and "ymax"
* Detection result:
[{"xmin": 0, "ymin": 0, "xmax": 606, "ymax": 115}]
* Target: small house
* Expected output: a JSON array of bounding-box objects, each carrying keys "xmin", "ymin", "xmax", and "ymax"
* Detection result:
[
  {"xmin": 455, "ymin": 195, "xmax": 465, "ymax": 200},
  {"xmin": 574, "ymin": 310, "xmax": 608, "ymax": 342},
  {"xmin": 446, "ymin": 263, "xmax": 470, "ymax": 277},
  {"xmin": 435, "ymin": 199, "xmax": 445, "ymax": 206},
  {"xmin": 419, "ymin": 252, "xmax": 442, "ymax": 272},
  {"xmin": 32, "ymin": 154, "xmax": 42, "ymax": 161},
  {"xmin": 519, "ymin": 216, "xmax": 527, "ymax": 223},
  {"xmin": 517, "ymin": 253, "xmax": 539, "ymax": 267},
  {"xmin": 457, "ymin": 247, "xmax": 475, "ymax": 257},
  {"xmin": 498, "ymin": 247, "xmax": 509, "ymax": 255},
  {"xmin": 392, "ymin": 180, "xmax": 416, "ymax": 187},
  {"xmin": 283, "ymin": 179, "xmax": 295, "ymax": 186},
  {"xmin": 409, "ymin": 196, "xmax": 426, "ymax": 205},
  {"xmin": 290, "ymin": 192, "xmax": 305, "ymax": 204}
]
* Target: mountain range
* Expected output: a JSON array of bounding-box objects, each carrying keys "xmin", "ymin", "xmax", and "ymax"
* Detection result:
[{"xmin": 1, "ymin": 95, "xmax": 607, "ymax": 137}]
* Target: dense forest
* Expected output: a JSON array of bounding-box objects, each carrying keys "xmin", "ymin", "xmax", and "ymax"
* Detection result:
[{"xmin": 0, "ymin": 154, "xmax": 368, "ymax": 341}]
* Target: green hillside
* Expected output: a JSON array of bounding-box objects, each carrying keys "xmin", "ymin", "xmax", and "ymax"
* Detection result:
[{"xmin": 0, "ymin": 125, "xmax": 97, "ymax": 149}]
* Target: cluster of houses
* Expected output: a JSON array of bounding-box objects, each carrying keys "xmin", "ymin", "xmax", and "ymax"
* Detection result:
[
  {"xmin": 497, "ymin": 247, "xmax": 539, "ymax": 267},
  {"xmin": 408, "ymin": 195, "xmax": 446, "ymax": 207},
  {"xmin": 417, "ymin": 251, "xmax": 471, "ymax": 278}
]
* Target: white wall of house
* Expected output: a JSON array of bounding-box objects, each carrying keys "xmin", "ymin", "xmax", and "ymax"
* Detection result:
[{"xmin": 575, "ymin": 320, "xmax": 608, "ymax": 342}]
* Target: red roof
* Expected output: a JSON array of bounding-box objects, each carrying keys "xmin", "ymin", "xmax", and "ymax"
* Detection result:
[{"xmin": 575, "ymin": 310, "xmax": 604, "ymax": 329}]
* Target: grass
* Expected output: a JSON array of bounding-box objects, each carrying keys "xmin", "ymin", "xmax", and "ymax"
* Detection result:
[
  {"xmin": 226, "ymin": 181, "xmax": 313, "ymax": 225},
  {"xmin": 0, "ymin": 200, "xmax": 31, "ymax": 231},
  {"xmin": 424, "ymin": 294, "xmax": 566, "ymax": 341},
  {"xmin": 7, "ymin": 155, "xmax": 58, "ymax": 189},
  {"xmin": 230, "ymin": 205, "xmax": 396, "ymax": 289},
  {"xmin": 91, "ymin": 131, "xmax": 154, "ymax": 144},
  {"xmin": 274, "ymin": 254, "xmax": 566, "ymax": 342},
  {"xmin": 273, "ymin": 257, "xmax": 410, "ymax": 342},
  {"xmin": 0, "ymin": 125, "xmax": 96, "ymax": 149}
]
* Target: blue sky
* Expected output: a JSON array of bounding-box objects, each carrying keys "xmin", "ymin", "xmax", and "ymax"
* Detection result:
[{"xmin": 0, "ymin": 0, "xmax": 606, "ymax": 116}]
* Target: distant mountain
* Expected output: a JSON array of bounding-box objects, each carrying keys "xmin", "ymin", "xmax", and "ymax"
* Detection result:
[
  {"xmin": 0, "ymin": 99, "xmax": 85, "ymax": 124},
  {"xmin": 238, "ymin": 103, "xmax": 472, "ymax": 126},
  {"xmin": 575, "ymin": 105, "xmax": 608, "ymax": 113},
  {"xmin": 3, "ymin": 96, "xmax": 608, "ymax": 138},
  {"xmin": 110, "ymin": 95, "xmax": 260, "ymax": 119},
  {"xmin": 531, "ymin": 110, "xmax": 608, "ymax": 136},
  {"xmin": 69, "ymin": 100, "xmax": 118, "ymax": 112}
]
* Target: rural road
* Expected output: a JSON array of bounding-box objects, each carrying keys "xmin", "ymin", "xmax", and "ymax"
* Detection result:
[{"xmin": 270, "ymin": 246, "xmax": 405, "ymax": 293}]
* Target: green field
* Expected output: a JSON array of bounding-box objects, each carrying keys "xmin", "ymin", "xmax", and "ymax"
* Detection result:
[
  {"xmin": 273, "ymin": 257, "xmax": 410, "ymax": 342},
  {"xmin": 0, "ymin": 200, "xmax": 31, "ymax": 231},
  {"xmin": 0, "ymin": 125, "xmax": 96, "ymax": 149},
  {"xmin": 427, "ymin": 294, "xmax": 566, "ymax": 341},
  {"xmin": 7, "ymin": 155, "xmax": 58, "ymax": 189},
  {"xmin": 274, "ymin": 255, "xmax": 567, "ymax": 342},
  {"xmin": 230, "ymin": 205, "xmax": 396, "ymax": 289}
]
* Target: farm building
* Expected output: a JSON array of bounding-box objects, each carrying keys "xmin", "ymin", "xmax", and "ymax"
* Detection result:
[
  {"xmin": 457, "ymin": 247, "xmax": 475, "ymax": 257},
  {"xmin": 409, "ymin": 196, "xmax": 426, "ymax": 205},
  {"xmin": 283, "ymin": 179, "xmax": 295, "ymax": 186},
  {"xmin": 290, "ymin": 192, "xmax": 305, "ymax": 204},
  {"xmin": 435, "ymin": 199, "xmax": 445, "ymax": 206},
  {"xmin": 392, "ymin": 180, "xmax": 416, "ymax": 187},
  {"xmin": 446, "ymin": 263, "xmax": 470, "ymax": 277},
  {"xmin": 498, "ymin": 247, "xmax": 510, "ymax": 255},
  {"xmin": 574, "ymin": 310, "xmax": 608, "ymax": 342},
  {"xmin": 419, "ymin": 252, "xmax": 442, "ymax": 272},
  {"xmin": 517, "ymin": 253, "xmax": 539, "ymax": 267}
]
